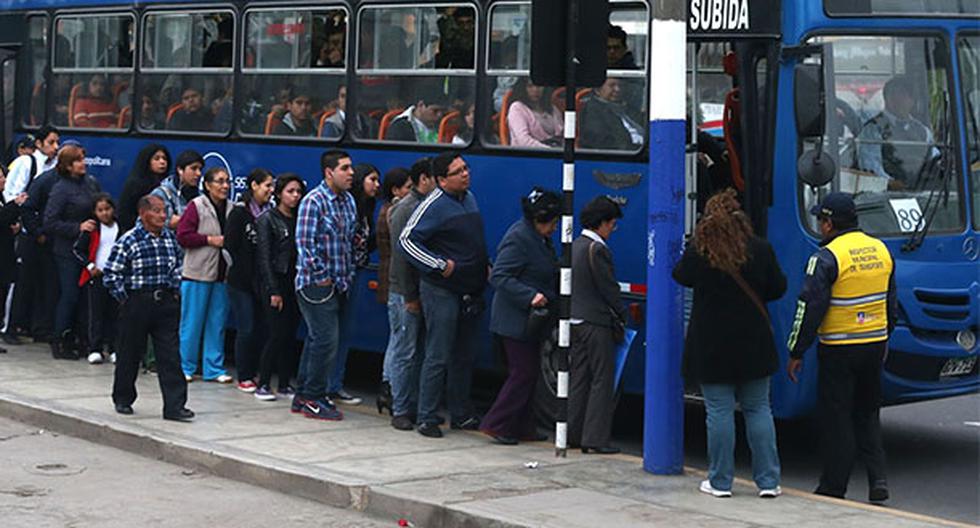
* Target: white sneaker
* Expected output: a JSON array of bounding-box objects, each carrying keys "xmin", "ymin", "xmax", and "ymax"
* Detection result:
[
  {"xmin": 699, "ymin": 480, "xmax": 732, "ymax": 498},
  {"xmin": 758, "ymin": 487, "xmax": 782, "ymax": 498},
  {"xmin": 213, "ymin": 374, "xmax": 233, "ymax": 384},
  {"xmin": 109, "ymin": 353, "xmax": 117, "ymax": 364},
  {"xmin": 87, "ymin": 352, "xmax": 104, "ymax": 364},
  {"xmin": 184, "ymin": 374, "xmax": 193, "ymax": 383}
]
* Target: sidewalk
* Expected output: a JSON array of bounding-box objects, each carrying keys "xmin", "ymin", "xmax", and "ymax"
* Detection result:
[{"xmin": 0, "ymin": 343, "xmax": 965, "ymax": 528}]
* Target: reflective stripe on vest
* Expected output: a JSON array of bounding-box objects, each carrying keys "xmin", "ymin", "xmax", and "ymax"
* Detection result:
[{"xmin": 818, "ymin": 231, "xmax": 893, "ymax": 346}]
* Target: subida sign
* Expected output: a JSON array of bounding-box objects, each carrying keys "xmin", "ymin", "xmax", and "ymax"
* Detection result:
[{"xmin": 686, "ymin": 0, "xmax": 781, "ymax": 40}]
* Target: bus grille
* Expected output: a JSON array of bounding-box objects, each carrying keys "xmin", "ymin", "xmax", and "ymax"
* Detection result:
[{"xmin": 914, "ymin": 288, "xmax": 970, "ymax": 321}]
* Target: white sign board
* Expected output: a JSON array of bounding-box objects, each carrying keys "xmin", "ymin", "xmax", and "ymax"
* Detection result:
[{"xmin": 889, "ymin": 198, "xmax": 924, "ymax": 233}]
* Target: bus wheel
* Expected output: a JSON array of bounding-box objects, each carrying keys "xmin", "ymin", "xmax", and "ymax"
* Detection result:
[{"xmin": 533, "ymin": 330, "xmax": 559, "ymax": 429}]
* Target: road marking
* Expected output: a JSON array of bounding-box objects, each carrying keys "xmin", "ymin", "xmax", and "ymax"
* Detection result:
[{"xmin": 964, "ymin": 421, "xmax": 980, "ymax": 427}]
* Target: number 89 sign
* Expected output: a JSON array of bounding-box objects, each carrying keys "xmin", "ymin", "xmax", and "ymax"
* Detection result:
[{"xmin": 889, "ymin": 198, "xmax": 924, "ymax": 233}]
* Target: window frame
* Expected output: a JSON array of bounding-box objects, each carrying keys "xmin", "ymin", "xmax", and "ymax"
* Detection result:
[
  {"xmin": 241, "ymin": 4, "xmax": 350, "ymax": 75},
  {"xmin": 795, "ymin": 29, "xmax": 967, "ymax": 240},
  {"xmin": 21, "ymin": 11, "xmax": 49, "ymax": 129},
  {"xmin": 354, "ymin": 2, "xmax": 480, "ymax": 76},
  {"xmin": 51, "ymin": 10, "xmax": 137, "ymax": 74},
  {"xmin": 139, "ymin": 7, "xmax": 237, "ymax": 74},
  {"xmin": 955, "ymin": 30, "xmax": 980, "ymax": 231}
]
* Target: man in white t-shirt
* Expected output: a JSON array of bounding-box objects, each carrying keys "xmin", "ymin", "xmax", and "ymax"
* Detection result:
[{"xmin": 4, "ymin": 126, "xmax": 60, "ymax": 202}]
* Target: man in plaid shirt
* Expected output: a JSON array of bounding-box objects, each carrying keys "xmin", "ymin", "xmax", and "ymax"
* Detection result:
[
  {"xmin": 103, "ymin": 195, "xmax": 194, "ymax": 422},
  {"xmin": 292, "ymin": 149, "xmax": 356, "ymax": 421}
]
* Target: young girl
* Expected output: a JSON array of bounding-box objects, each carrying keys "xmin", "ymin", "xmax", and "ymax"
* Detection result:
[{"xmin": 73, "ymin": 193, "xmax": 120, "ymax": 364}]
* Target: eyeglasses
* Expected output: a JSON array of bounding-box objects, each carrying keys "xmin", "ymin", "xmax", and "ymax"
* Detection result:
[{"xmin": 447, "ymin": 164, "xmax": 469, "ymax": 177}]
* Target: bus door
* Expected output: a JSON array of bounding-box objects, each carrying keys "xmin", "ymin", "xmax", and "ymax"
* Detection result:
[
  {"xmin": 685, "ymin": 0, "xmax": 781, "ymax": 235},
  {"xmin": 0, "ymin": 14, "xmax": 24, "ymax": 153}
]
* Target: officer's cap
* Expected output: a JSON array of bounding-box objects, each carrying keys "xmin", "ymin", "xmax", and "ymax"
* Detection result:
[{"xmin": 809, "ymin": 192, "xmax": 856, "ymax": 221}]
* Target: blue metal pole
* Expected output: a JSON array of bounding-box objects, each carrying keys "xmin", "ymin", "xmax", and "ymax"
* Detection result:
[{"xmin": 643, "ymin": 1, "xmax": 686, "ymax": 475}]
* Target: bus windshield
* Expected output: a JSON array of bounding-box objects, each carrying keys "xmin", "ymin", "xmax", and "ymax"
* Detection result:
[
  {"xmin": 958, "ymin": 34, "xmax": 980, "ymax": 230},
  {"xmin": 800, "ymin": 35, "xmax": 964, "ymax": 237}
]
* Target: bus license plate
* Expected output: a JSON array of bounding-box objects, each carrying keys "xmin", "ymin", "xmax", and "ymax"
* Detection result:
[{"xmin": 939, "ymin": 356, "xmax": 977, "ymax": 378}]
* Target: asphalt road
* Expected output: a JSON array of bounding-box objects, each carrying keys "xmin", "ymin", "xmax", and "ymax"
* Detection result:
[{"xmin": 0, "ymin": 416, "xmax": 394, "ymax": 528}]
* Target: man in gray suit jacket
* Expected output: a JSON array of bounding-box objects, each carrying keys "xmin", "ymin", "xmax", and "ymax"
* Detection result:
[{"xmin": 569, "ymin": 196, "xmax": 627, "ymax": 454}]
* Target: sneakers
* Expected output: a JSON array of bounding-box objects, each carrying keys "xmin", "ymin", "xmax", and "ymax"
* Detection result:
[
  {"xmin": 869, "ymin": 482, "xmax": 889, "ymax": 503},
  {"xmin": 109, "ymin": 353, "xmax": 117, "ymax": 364},
  {"xmin": 418, "ymin": 423, "xmax": 443, "ymax": 438},
  {"xmin": 87, "ymin": 352, "xmax": 104, "ymax": 364},
  {"xmin": 329, "ymin": 389, "xmax": 362, "ymax": 405},
  {"xmin": 451, "ymin": 416, "xmax": 481, "ymax": 430},
  {"xmin": 254, "ymin": 386, "xmax": 276, "ymax": 401},
  {"xmin": 290, "ymin": 395, "xmax": 308, "ymax": 414},
  {"xmin": 699, "ymin": 480, "xmax": 733, "ymax": 498},
  {"xmin": 302, "ymin": 398, "xmax": 343, "ymax": 421},
  {"xmin": 758, "ymin": 487, "xmax": 782, "ymax": 498},
  {"xmin": 213, "ymin": 374, "xmax": 233, "ymax": 384},
  {"xmin": 184, "ymin": 374, "xmax": 194, "ymax": 383},
  {"xmin": 277, "ymin": 386, "xmax": 296, "ymax": 398},
  {"xmin": 237, "ymin": 380, "xmax": 257, "ymax": 393}
]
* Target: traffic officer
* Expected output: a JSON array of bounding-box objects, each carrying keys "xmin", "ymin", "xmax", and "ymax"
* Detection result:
[
  {"xmin": 103, "ymin": 194, "xmax": 194, "ymax": 422},
  {"xmin": 786, "ymin": 192, "xmax": 895, "ymax": 503}
]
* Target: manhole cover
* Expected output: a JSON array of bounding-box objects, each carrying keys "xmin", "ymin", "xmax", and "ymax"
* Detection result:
[{"xmin": 25, "ymin": 462, "xmax": 86, "ymax": 477}]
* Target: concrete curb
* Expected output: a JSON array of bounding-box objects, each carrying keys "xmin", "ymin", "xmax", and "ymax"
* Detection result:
[{"xmin": 0, "ymin": 392, "xmax": 524, "ymax": 528}]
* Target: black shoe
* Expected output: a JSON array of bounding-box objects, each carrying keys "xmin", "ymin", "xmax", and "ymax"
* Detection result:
[
  {"xmin": 163, "ymin": 408, "xmax": 195, "ymax": 422},
  {"xmin": 523, "ymin": 432, "xmax": 548, "ymax": 442},
  {"xmin": 376, "ymin": 381, "xmax": 393, "ymax": 415},
  {"xmin": 50, "ymin": 339, "xmax": 78, "ymax": 360},
  {"xmin": 114, "ymin": 404, "xmax": 133, "ymax": 415},
  {"xmin": 814, "ymin": 488, "xmax": 845, "ymax": 499},
  {"xmin": 491, "ymin": 435, "xmax": 519, "ymax": 446},
  {"xmin": 869, "ymin": 483, "xmax": 889, "ymax": 503},
  {"xmin": 581, "ymin": 446, "xmax": 620, "ymax": 454},
  {"xmin": 391, "ymin": 415, "xmax": 414, "ymax": 431},
  {"xmin": 450, "ymin": 416, "xmax": 480, "ymax": 430},
  {"xmin": 418, "ymin": 423, "xmax": 443, "ymax": 438},
  {"xmin": 0, "ymin": 346, "xmax": 7, "ymax": 354},
  {"xmin": 1, "ymin": 333, "xmax": 25, "ymax": 345}
]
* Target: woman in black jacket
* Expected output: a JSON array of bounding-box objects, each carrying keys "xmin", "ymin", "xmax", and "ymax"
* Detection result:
[
  {"xmin": 0, "ymin": 167, "xmax": 28, "ymax": 352},
  {"xmin": 479, "ymin": 188, "xmax": 560, "ymax": 445},
  {"xmin": 672, "ymin": 189, "xmax": 787, "ymax": 499},
  {"xmin": 117, "ymin": 143, "xmax": 171, "ymax": 231},
  {"xmin": 226, "ymin": 168, "xmax": 274, "ymax": 392},
  {"xmin": 253, "ymin": 173, "xmax": 306, "ymax": 401}
]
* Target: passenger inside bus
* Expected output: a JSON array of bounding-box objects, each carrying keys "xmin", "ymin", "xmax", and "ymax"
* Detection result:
[
  {"xmin": 322, "ymin": 85, "xmax": 374, "ymax": 139},
  {"xmin": 168, "ymin": 87, "xmax": 212, "ymax": 132},
  {"xmin": 452, "ymin": 103, "xmax": 475, "ymax": 145},
  {"xmin": 72, "ymin": 75, "xmax": 119, "ymax": 129},
  {"xmin": 313, "ymin": 22, "xmax": 346, "ymax": 68},
  {"xmin": 858, "ymin": 76, "xmax": 939, "ymax": 190},
  {"xmin": 384, "ymin": 85, "xmax": 451, "ymax": 143},
  {"xmin": 272, "ymin": 88, "xmax": 315, "ymax": 137},
  {"xmin": 139, "ymin": 95, "xmax": 165, "ymax": 130},
  {"xmin": 579, "ymin": 78, "xmax": 644, "ymax": 150},
  {"xmin": 507, "ymin": 79, "xmax": 563, "ymax": 148},
  {"xmin": 435, "ymin": 8, "xmax": 475, "ymax": 70},
  {"xmin": 607, "ymin": 25, "xmax": 638, "ymax": 70},
  {"xmin": 203, "ymin": 18, "xmax": 234, "ymax": 68}
]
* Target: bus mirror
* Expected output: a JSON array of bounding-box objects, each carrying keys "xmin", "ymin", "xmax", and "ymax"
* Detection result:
[
  {"xmin": 797, "ymin": 149, "xmax": 836, "ymax": 188},
  {"xmin": 794, "ymin": 63, "xmax": 825, "ymax": 137}
]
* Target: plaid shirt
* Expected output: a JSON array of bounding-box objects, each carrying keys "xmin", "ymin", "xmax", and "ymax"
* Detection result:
[
  {"xmin": 295, "ymin": 180, "xmax": 357, "ymax": 292},
  {"xmin": 103, "ymin": 223, "xmax": 183, "ymax": 302}
]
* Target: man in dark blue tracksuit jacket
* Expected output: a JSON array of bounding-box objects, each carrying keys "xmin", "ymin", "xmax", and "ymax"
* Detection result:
[{"xmin": 399, "ymin": 151, "xmax": 488, "ymax": 437}]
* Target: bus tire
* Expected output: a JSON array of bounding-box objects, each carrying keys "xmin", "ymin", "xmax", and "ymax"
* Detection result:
[{"xmin": 533, "ymin": 330, "xmax": 560, "ymax": 429}]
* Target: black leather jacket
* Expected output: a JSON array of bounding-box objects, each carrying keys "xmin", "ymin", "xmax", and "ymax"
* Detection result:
[{"xmin": 255, "ymin": 208, "xmax": 297, "ymax": 297}]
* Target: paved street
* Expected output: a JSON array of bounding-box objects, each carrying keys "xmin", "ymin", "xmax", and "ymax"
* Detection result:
[
  {"xmin": 0, "ymin": 343, "xmax": 970, "ymax": 528},
  {"xmin": 0, "ymin": 415, "xmax": 392, "ymax": 528}
]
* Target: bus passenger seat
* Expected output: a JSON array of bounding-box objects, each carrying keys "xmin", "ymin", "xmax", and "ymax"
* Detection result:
[
  {"xmin": 378, "ymin": 108, "xmax": 404, "ymax": 140},
  {"xmin": 117, "ymin": 106, "xmax": 131, "ymax": 128},
  {"xmin": 165, "ymin": 102, "xmax": 183, "ymax": 128},
  {"xmin": 499, "ymin": 89, "xmax": 513, "ymax": 145},
  {"xmin": 438, "ymin": 110, "xmax": 461, "ymax": 143},
  {"xmin": 67, "ymin": 82, "xmax": 83, "ymax": 127}
]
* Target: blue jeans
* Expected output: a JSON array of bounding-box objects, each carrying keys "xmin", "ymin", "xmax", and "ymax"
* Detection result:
[
  {"xmin": 701, "ymin": 376, "xmax": 781, "ymax": 491},
  {"xmin": 386, "ymin": 292, "xmax": 422, "ymax": 416},
  {"xmin": 417, "ymin": 281, "xmax": 477, "ymax": 426},
  {"xmin": 228, "ymin": 285, "xmax": 265, "ymax": 382},
  {"xmin": 54, "ymin": 255, "xmax": 82, "ymax": 335},
  {"xmin": 329, "ymin": 269, "xmax": 363, "ymax": 393},
  {"xmin": 296, "ymin": 284, "xmax": 346, "ymax": 401},
  {"xmin": 179, "ymin": 280, "xmax": 229, "ymax": 380}
]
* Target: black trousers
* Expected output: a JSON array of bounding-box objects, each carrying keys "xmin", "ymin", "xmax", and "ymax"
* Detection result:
[
  {"xmin": 568, "ymin": 322, "xmax": 616, "ymax": 448},
  {"xmin": 81, "ymin": 280, "xmax": 118, "ymax": 354},
  {"xmin": 9, "ymin": 235, "xmax": 57, "ymax": 337},
  {"xmin": 816, "ymin": 341, "xmax": 888, "ymax": 497},
  {"xmin": 112, "ymin": 290, "xmax": 187, "ymax": 417},
  {"xmin": 257, "ymin": 279, "xmax": 300, "ymax": 390}
]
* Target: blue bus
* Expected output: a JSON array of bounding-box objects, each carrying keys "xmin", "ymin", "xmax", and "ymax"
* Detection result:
[{"xmin": 0, "ymin": 0, "xmax": 975, "ymax": 420}]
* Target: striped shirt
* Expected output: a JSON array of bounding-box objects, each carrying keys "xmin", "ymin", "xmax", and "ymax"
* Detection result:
[
  {"xmin": 102, "ymin": 223, "xmax": 183, "ymax": 302},
  {"xmin": 294, "ymin": 180, "xmax": 357, "ymax": 292}
]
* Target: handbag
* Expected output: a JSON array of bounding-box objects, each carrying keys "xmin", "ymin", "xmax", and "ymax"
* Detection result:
[{"xmin": 525, "ymin": 306, "xmax": 556, "ymax": 341}]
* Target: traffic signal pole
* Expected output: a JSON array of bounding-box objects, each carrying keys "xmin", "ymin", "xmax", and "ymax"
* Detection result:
[{"xmin": 644, "ymin": 0, "xmax": 686, "ymax": 474}]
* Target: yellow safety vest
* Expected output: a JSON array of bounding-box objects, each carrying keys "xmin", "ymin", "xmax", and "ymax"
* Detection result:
[{"xmin": 818, "ymin": 231, "xmax": 893, "ymax": 346}]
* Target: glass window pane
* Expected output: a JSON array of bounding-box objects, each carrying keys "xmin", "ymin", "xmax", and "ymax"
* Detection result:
[
  {"xmin": 51, "ymin": 73, "xmax": 130, "ymax": 129},
  {"xmin": 355, "ymin": 75, "xmax": 474, "ymax": 143},
  {"xmin": 54, "ymin": 15, "xmax": 134, "ymax": 69},
  {"xmin": 800, "ymin": 35, "xmax": 963, "ymax": 236},
  {"xmin": 24, "ymin": 15, "xmax": 47, "ymax": 127},
  {"xmin": 244, "ymin": 9, "xmax": 347, "ymax": 69},
  {"xmin": 957, "ymin": 34, "xmax": 980, "ymax": 230},
  {"xmin": 488, "ymin": 3, "xmax": 531, "ymax": 71},
  {"xmin": 240, "ymin": 75, "xmax": 346, "ymax": 138},
  {"xmin": 138, "ymin": 73, "xmax": 231, "ymax": 133},
  {"xmin": 143, "ymin": 12, "xmax": 234, "ymax": 69},
  {"xmin": 608, "ymin": 3, "xmax": 646, "ymax": 71},
  {"xmin": 357, "ymin": 5, "xmax": 475, "ymax": 70}
]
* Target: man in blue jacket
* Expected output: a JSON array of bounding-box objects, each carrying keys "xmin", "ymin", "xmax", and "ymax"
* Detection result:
[{"xmin": 399, "ymin": 152, "xmax": 488, "ymax": 437}]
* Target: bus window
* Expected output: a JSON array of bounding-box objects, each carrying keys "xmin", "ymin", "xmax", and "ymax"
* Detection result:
[
  {"xmin": 484, "ymin": 1, "xmax": 648, "ymax": 152},
  {"xmin": 355, "ymin": 4, "xmax": 476, "ymax": 144},
  {"xmin": 240, "ymin": 7, "xmax": 347, "ymax": 139},
  {"xmin": 139, "ymin": 10, "xmax": 234, "ymax": 134},
  {"xmin": 800, "ymin": 35, "xmax": 962, "ymax": 237},
  {"xmin": 958, "ymin": 34, "xmax": 980, "ymax": 231},
  {"xmin": 23, "ymin": 15, "xmax": 47, "ymax": 128},
  {"xmin": 51, "ymin": 13, "xmax": 134, "ymax": 130}
]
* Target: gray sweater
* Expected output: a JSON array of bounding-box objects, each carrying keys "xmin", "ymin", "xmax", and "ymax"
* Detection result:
[{"xmin": 387, "ymin": 189, "xmax": 424, "ymax": 302}]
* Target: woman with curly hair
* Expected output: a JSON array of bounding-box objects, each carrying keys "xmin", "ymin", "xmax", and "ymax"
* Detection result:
[{"xmin": 672, "ymin": 188, "xmax": 787, "ymax": 499}]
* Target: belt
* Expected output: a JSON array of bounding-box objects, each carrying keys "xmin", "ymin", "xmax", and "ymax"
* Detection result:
[{"xmin": 129, "ymin": 287, "xmax": 178, "ymax": 301}]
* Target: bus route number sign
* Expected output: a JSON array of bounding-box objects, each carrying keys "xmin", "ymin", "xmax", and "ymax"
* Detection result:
[{"xmin": 889, "ymin": 198, "xmax": 923, "ymax": 233}]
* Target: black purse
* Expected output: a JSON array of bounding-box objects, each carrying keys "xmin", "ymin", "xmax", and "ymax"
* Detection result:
[{"xmin": 525, "ymin": 306, "xmax": 556, "ymax": 342}]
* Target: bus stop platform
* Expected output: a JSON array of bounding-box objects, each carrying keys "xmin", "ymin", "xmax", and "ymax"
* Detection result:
[{"xmin": 0, "ymin": 344, "xmax": 964, "ymax": 528}]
